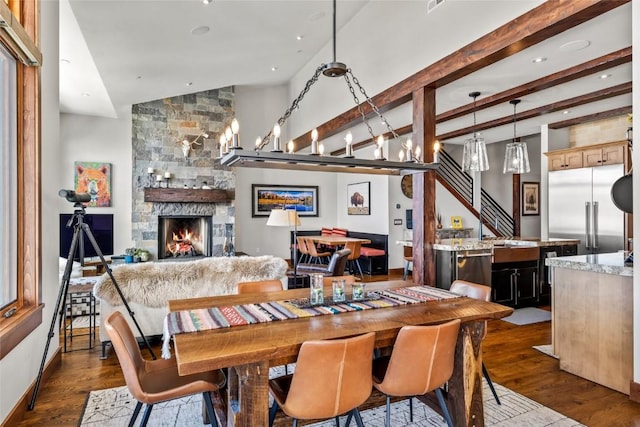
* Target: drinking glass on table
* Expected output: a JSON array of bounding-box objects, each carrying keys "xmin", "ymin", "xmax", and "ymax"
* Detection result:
[
  {"xmin": 332, "ymin": 279, "xmax": 346, "ymax": 302},
  {"xmin": 352, "ymin": 283, "xmax": 365, "ymax": 300},
  {"xmin": 309, "ymin": 273, "xmax": 324, "ymax": 305}
]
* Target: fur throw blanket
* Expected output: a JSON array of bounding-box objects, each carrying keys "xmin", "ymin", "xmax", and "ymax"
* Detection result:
[{"xmin": 94, "ymin": 255, "xmax": 287, "ymax": 307}]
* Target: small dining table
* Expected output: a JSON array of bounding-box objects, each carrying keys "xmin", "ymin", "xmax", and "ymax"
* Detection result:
[{"xmin": 167, "ymin": 280, "xmax": 513, "ymax": 427}]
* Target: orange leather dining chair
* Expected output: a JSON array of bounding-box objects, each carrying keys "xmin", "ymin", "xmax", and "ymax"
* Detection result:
[
  {"xmin": 305, "ymin": 237, "xmax": 332, "ymax": 264},
  {"xmin": 369, "ymin": 319, "xmax": 460, "ymax": 427},
  {"xmin": 237, "ymin": 279, "xmax": 283, "ymax": 294},
  {"xmin": 268, "ymin": 332, "xmax": 375, "ymax": 427},
  {"xmin": 343, "ymin": 241, "xmax": 364, "ymax": 280},
  {"xmin": 403, "ymin": 246, "xmax": 413, "ymax": 280},
  {"xmin": 449, "ymin": 279, "xmax": 501, "ymax": 405},
  {"xmin": 104, "ymin": 311, "xmax": 226, "ymax": 427}
]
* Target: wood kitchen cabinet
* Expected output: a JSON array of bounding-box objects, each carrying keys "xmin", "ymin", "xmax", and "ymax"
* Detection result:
[{"xmin": 546, "ymin": 141, "xmax": 627, "ymax": 171}]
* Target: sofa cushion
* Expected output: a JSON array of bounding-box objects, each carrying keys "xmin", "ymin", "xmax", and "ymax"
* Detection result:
[{"xmin": 94, "ymin": 255, "xmax": 288, "ymax": 308}]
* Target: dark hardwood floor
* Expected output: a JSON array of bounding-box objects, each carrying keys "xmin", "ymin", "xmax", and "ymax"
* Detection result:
[{"xmin": 17, "ymin": 273, "xmax": 640, "ymax": 426}]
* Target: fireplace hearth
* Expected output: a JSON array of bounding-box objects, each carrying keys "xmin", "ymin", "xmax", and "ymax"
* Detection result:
[{"xmin": 158, "ymin": 215, "xmax": 212, "ymax": 259}]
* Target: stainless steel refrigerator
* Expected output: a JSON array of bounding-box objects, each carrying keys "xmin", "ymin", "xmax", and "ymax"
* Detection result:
[{"xmin": 548, "ymin": 164, "xmax": 624, "ymax": 254}]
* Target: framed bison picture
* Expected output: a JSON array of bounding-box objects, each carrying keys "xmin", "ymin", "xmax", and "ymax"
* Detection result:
[
  {"xmin": 347, "ymin": 181, "xmax": 370, "ymax": 215},
  {"xmin": 74, "ymin": 161, "xmax": 112, "ymax": 207},
  {"xmin": 252, "ymin": 184, "xmax": 319, "ymax": 217}
]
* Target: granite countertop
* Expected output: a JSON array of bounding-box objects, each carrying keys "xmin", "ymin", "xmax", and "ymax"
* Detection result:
[
  {"xmin": 545, "ymin": 252, "xmax": 633, "ymax": 277},
  {"xmin": 432, "ymin": 238, "xmax": 579, "ymax": 251}
]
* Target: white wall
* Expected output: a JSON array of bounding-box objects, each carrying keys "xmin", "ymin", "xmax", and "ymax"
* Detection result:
[
  {"xmin": 0, "ymin": 1, "xmax": 61, "ymax": 420},
  {"xmin": 59, "ymin": 113, "xmax": 133, "ymax": 253},
  {"xmin": 631, "ymin": 0, "xmax": 639, "ymax": 385}
]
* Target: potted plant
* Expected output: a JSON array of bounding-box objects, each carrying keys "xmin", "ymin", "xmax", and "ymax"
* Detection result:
[
  {"xmin": 135, "ymin": 248, "xmax": 150, "ymax": 262},
  {"xmin": 124, "ymin": 247, "xmax": 136, "ymax": 264}
]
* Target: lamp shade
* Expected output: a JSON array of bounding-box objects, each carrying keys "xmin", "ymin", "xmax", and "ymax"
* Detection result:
[
  {"xmin": 266, "ymin": 209, "xmax": 301, "ymax": 227},
  {"xmin": 503, "ymin": 141, "xmax": 530, "ymax": 174},
  {"xmin": 461, "ymin": 135, "xmax": 490, "ymax": 172}
]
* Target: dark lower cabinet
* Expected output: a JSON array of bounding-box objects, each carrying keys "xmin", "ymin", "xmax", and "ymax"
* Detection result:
[{"xmin": 491, "ymin": 261, "xmax": 538, "ymax": 308}]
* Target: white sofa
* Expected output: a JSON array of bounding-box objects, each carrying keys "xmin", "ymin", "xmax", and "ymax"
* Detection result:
[{"xmin": 93, "ymin": 255, "xmax": 288, "ymax": 358}]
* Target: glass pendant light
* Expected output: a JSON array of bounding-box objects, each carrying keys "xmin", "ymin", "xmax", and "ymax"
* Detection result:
[
  {"xmin": 461, "ymin": 91, "xmax": 490, "ymax": 172},
  {"xmin": 503, "ymin": 99, "xmax": 530, "ymax": 174}
]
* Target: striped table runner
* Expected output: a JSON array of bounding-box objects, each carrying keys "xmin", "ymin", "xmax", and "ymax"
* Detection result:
[{"xmin": 162, "ymin": 286, "xmax": 460, "ymax": 358}]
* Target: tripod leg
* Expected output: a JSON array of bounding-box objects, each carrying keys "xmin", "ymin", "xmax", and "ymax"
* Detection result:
[
  {"xmin": 29, "ymin": 223, "xmax": 81, "ymax": 410},
  {"xmin": 81, "ymin": 223, "xmax": 156, "ymax": 360}
]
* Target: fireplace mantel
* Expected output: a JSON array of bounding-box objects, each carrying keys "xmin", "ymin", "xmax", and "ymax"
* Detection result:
[{"xmin": 144, "ymin": 187, "xmax": 234, "ymax": 203}]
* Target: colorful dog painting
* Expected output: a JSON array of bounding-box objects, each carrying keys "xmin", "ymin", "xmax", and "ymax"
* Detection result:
[{"xmin": 74, "ymin": 162, "xmax": 112, "ymax": 207}]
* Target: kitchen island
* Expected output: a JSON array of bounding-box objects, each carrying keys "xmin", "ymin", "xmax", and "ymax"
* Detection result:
[{"xmin": 546, "ymin": 252, "xmax": 633, "ymax": 394}]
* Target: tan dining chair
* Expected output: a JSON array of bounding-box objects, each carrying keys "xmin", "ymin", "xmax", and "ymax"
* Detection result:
[
  {"xmin": 237, "ymin": 279, "xmax": 283, "ymax": 294},
  {"xmin": 369, "ymin": 319, "xmax": 460, "ymax": 427},
  {"xmin": 403, "ymin": 246, "xmax": 413, "ymax": 280},
  {"xmin": 296, "ymin": 236, "xmax": 310, "ymax": 264},
  {"xmin": 449, "ymin": 279, "xmax": 501, "ymax": 405},
  {"xmin": 305, "ymin": 237, "xmax": 332, "ymax": 264},
  {"xmin": 268, "ymin": 332, "xmax": 375, "ymax": 427},
  {"xmin": 104, "ymin": 311, "xmax": 226, "ymax": 427},
  {"xmin": 343, "ymin": 241, "xmax": 364, "ymax": 280}
]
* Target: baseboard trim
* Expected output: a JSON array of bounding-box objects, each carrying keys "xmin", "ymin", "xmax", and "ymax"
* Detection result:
[
  {"xmin": 629, "ymin": 381, "xmax": 640, "ymax": 402},
  {"xmin": 1, "ymin": 348, "xmax": 62, "ymax": 427},
  {"xmin": 389, "ymin": 267, "xmax": 405, "ymax": 276}
]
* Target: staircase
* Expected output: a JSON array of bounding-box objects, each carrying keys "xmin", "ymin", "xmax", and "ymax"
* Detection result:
[{"xmin": 436, "ymin": 149, "xmax": 515, "ymax": 237}]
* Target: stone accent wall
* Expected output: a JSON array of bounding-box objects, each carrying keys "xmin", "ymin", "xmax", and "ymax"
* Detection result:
[
  {"xmin": 570, "ymin": 115, "xmax": 630, "ymax": 147},
  {"xmin": 131, "ymin": 88, "xmax": 235, "ymax": 259}
]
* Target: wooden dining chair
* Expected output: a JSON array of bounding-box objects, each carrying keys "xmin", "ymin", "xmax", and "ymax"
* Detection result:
[
  {"xmin": 237, "ymin": 279, "xmax": 283, "ymax": 294},
  {"xmin": 369, "ymin": 319, "xmax": 461, "ymax": 427},
  {"xmin": 296, "ymin": 236, "xmax": 310, "ymax": 264},
  {"xmin": 268, "ymin": 332, "xmax": 375, "ymax": 427},
  {"xmin": 449, "ymin": 279, "xmax": 501, "ymax": 405},
  {"xmin": 305, "ymin": 237, "xmax": 332, "ymax": 264},
  {"xmin": 403, "ymin": 246, "xmax": 413, "ymax": 280},
  {"xmin": 343, "ymin": 241, "xmax": 364, "ymax": 280},
  {"xmin": 104, "ymin": 311, "xmax": 226, "ymax": 427}
]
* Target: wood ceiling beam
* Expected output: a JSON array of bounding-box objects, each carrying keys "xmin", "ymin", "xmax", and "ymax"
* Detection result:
[
  {"xmin": 437, "ymin": 82, "xmax": 632, "ymax": 141},
  {"xmin": 437, "ymin": 46, "xmax": 631, "ymax": 123},
  {"xmin": 548, "ymin": 105, "xmax": 632, "ymax": 129},
  {"xmin": 292, "ymin": 0, "xmax": 628, "ymax": 150}
]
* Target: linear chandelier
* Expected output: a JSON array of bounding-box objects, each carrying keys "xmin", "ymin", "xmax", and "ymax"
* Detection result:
[{"xmin": 219, "ymin": 0, "xmax": 439, "ymax": 176}]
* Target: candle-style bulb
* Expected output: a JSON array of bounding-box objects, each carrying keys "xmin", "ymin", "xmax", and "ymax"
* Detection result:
[
  {"xmin": 310, "ymin": 128, "xmax": 319, "ymax": 154},
  {"xmin": 344, "ymin": 131, "xmax": 354, "ymax": 157},
  {"xmin": 287, "ymin": 140, "xmax": 294, "ymax": 153},
  {"xmin": 415, "ymin": 146, "xmax": 421, "ymax": 161},
  {"xmin": 273, "ymin": 124, "xmax": 281, "ymax": 137},
  {"xmin": 255, "ymin": 137, "xmax": 262, "ymax": 148},
  {"xmin": 231, "ymin": 118, "xmax": 239, "ymax": 134},
  {"xmin": 376, "ymin": 135, "xmax": 385, "ymax": 160},
  {"xmin": 399, "ymin": 150, "xmax": 405, "ymax": 161},
  {"xmin": 318, "ymin": 143, "xmax": 325, "ymax": 155},
  {"xmin": 377, "ymin": 135, "xmax": 384, "ymax": 147},
  {"xmin": 311, "ymin": 128, "xmax": 318, "ymax": 141},
  {"xmin": 405, "ymin": 138, "xmax": 413, "ymax": 162},
  {"xmin": 272, "ymin": 124, "xmax": 282, "ymax": 151},
  {"xmin": 433, "ymin": 140, "xmax": 441, "ymax": 163},
  {"xmin": 230, "ymin": 119, "xmax": 240, "ymax": 148}
]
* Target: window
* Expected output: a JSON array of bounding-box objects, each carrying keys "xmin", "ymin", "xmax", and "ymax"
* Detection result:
[
  {"xmin": 0, "ymin": 43, "xmax": 18, "ymax": 311},
  {"xmin": 0, "ymin": 0, "xmax": 42, "ymax": 360}
]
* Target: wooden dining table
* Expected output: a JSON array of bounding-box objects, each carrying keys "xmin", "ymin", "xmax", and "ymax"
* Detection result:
[{"xmin": 168, "ymin": 280, "xmax": 513, "ymax": 427}]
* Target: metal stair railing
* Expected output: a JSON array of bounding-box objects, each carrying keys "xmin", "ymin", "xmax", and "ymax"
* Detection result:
[{"xmin": 437, "ymin": 149, "xmax": 514, "ymax": 237}]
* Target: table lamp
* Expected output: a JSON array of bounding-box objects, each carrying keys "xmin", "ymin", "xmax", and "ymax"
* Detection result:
[{"xmin": 267, "ymin": 209, "xmax": 302, "ymax": 285}]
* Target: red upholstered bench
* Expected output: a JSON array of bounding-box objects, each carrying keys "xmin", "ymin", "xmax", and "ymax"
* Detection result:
[{"xmin": 360, "ymin": 246, "xmax": 386, "ymax": 275}]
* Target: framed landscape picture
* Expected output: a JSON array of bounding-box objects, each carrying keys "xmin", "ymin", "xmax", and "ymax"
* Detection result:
[
  {"xmin": 522, "ymin": 182, "xmax": 540, "ymax": 216},
  {"xmin": 252, "ymin": 184, "xmax": 319, "ymax": 217},
  {"xmin": 347, "ymin": 181, "xmax": 370, "ymax": 215}
]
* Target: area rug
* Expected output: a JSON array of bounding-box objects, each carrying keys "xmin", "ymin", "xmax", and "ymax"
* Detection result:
[
  {"xmin": 502, "ymin": 307, "xmax": 551, "ymax": 325},
  {"xmin": 533, "ymin": 344, "xmax": 559, "ymax": 359},
  {"xmin": 80, "ymin": 370, "xmax": 583, "ymax": 426}
]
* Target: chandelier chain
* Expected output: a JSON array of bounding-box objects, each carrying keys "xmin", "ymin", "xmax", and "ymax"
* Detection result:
[
  {"xmin": 343, "ymin": 72, "xmax": 376, "ymax": 144},
  {"xmin": 256, "ymin": 65, "xmax": 325, "ymax": 151}
]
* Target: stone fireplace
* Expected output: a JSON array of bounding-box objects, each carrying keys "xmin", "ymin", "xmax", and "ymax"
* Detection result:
[
  {"xmin": 158, "ymin": 215, "xmax": 212, "ymax": 259},
  {"xmin": 130, "ymin": 87, "xmax": 236, "ymax": 260}
]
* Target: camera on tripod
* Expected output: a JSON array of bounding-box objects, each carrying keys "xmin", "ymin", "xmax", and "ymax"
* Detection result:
[{"xmin": 58, "ymin": 189, "xmax": 91, "ymax": 203}]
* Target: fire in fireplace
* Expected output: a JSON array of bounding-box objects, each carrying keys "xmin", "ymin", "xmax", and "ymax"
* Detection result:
[{"xmin": 158, "ymin": 216, "xmax": 212, "ymax": 259}]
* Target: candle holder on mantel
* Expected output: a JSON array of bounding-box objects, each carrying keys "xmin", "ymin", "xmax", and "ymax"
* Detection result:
[
  {"xmin": 147, "ymin": 169, "xmax": 154, "ymax": 188},
  {"xmin": 164, "ymin": 174, "xmax": 171, "ymax": 188}
]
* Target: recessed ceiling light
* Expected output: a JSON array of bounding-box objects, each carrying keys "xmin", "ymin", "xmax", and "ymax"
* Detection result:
[
  {"xmin": 191, "ymin": 26, "xmax": 210, "ymax": 36},
  {"xmin": 271, "ymin": 67, "xmax": 278, "ymax": 72},
  {"xmin": 186, "ymin": 82, "xmax": 193, "ymax": 86},
  {"xmin": 559, "ymin": 40, "xmax": 591, "ymax": 52},
  {"xmin": 60, "ymin": 58, "xmax": 71, "ymax": 64},
  {"xmin": 202, "ymin": 0, "xmax": 212, "ymax": 4},
  {"xmin": 81, "ymin": 92, "xmax": 90, "ymax": 97},
  {"xmin": 532, "ymin": 57, "xmax": 546, "ymax": 63},
  {"xmin": 296, "ymin": 35, "xmax": 303, "ymax": 41},
  {"xmin": 563, "ymin": 110, "xmax": 571, "ymax": 115},
  {"xmin": 136, "ymin": 75, "xmax": 142, "ymax": 80},
  {"xmin": 599, "ymin": 74, "xmax": 611, "ymax": 79}
]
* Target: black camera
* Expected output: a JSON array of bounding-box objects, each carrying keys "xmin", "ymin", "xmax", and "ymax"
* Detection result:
[{"xmin": 58, "ymin": 189, "xmax": 92, "ymax": 203}]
